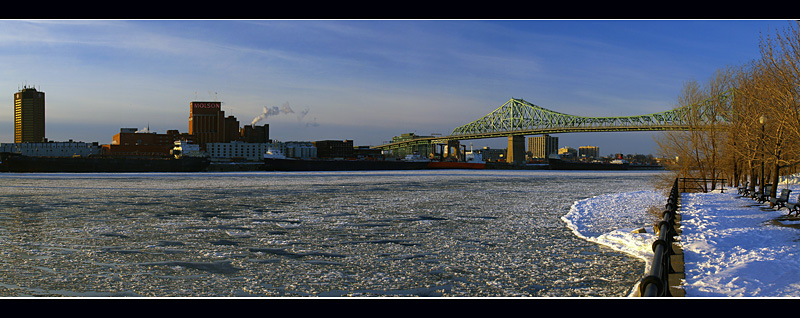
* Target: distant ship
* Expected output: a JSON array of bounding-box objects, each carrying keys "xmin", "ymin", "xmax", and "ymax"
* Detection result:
[
  {"xmin": 0, "ymin": 153, "xmax": 210, "ymax": 173},
  {"xmin": 427, "ymin": 151, "xmax": 486, "ymax": 169},
  {"xmin": 262, "ymin": 149, "xmax": 430, "ymax": 171},
  {"xmin": 547, "ymin": 156, "xmax": 629, "ymax": 170}
]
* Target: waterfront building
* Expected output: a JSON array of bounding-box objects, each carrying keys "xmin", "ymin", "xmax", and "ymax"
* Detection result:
[
  {"xmin": 171, "ymin": 140, "xmax": 203, "ymax": 158},
  {"xmin": 313, "ymin": 140, "xmax": 354, "ymax": 158},
  {"xmin": 241, "ymin": 124, "xmax": 269, "ymax": 143},
  {"xmin": 579, "ymin": 146, "xmax": 600, "ymax": 160},
  {"xmin": 558, "ymin": 146, "xmax": 578, "ymax": 160},
  {"xmin": 189, "ymin": 101, "xmax": 224, "ymax": 150},
  {"xmin": 474, "ymin": 147, "xmax": 506, "ymax": 162},
  {"xmin": 224, "ymin": 116, "xmax": 242, "ymax": 143},
  {"xmin": 14, "ymin": 85, "xmax": 45, "ymax": 143},
  {"xmin": 0, "ymin": 140, "xmax": 102, "ymax": 157},
  {"xmin": 285, "ymin": 141, "xmax": 317, "ymax": 159},
  {"xmin": 206, "ymin": 141, "xmax": 272, "ymax": 161},
  {"xmin": 189, "ymin": 101, "xmax": 241, "ymax": 150},
  {"xmin": 104, "ymin": 127, "xmax": 185, "ymax": 157},
  {"xmin": 389, "ymin": 133, "xmax": 436, "ymax": 159},
  {"xmin": 270, "ymin": 141, "xmax": 317, "ymax": 159},
  {"xmin": 354, "ymin": 146, "xmax": 382, "ymax": 159},
  {"xmin": 528, "ymin": 135, "xmax": 558, "ymax": 159}
]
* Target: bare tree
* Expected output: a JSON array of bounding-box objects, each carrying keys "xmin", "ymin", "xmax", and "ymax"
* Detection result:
[
  {"xmin": 654, "ymin": 21, "xmax": 800, "ymax": 196},
  {"xmin": 755, "ymin": 21, "xmax": 800, "ymax": 200},
  {"xmin": 655, "ymin": 76, "xmax": 728, "ymax": 192}
]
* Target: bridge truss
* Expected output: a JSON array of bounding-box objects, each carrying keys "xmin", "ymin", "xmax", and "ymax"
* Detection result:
[
  {"xmin": 449, "ymin": 97, "xmax": 709, "ymax": 139},
  {"xmin": 376, "ymin": 95, "xmax": 728, "ymax": 151}
]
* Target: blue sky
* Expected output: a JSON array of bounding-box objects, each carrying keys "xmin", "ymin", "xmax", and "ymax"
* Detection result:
[{"xmin": 0, "ymin": 19, "xmax": 786, "ymax": 155}]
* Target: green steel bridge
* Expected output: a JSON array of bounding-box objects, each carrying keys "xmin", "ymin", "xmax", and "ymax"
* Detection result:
[{"xmin": 375, "ymin": 96, "xmax": 725, "ymax": 162}]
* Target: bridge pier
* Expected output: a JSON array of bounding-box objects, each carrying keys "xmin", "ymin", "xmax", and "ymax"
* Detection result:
[
  {"xmin": 443, "ymin": 140, "xmax": 463, "ymax": 161},
  {"xmin": 507, "ymin": 135, "xmax": 525, "ymax": 165}
]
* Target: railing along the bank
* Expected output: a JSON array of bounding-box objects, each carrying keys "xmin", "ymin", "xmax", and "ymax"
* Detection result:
[
  {"xmin": 638, "ymin": 178, "xmax": 680, "ymax": 297},
  {"xmin": 679, "ymin": 177, "xmax": 727, "ymax": 193}
]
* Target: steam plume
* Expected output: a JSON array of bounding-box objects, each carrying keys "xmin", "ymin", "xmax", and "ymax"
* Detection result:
[{"xmin": 252, "ymin": 102, "xmax": 294, "ymax": 125}]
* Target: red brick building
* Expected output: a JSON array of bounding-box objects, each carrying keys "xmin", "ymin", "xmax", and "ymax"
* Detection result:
[
  {"xmin": 103, "ymin": 128, "xmax": 186, "ymax": 157},
  {"xmin": 189, "ymin": 101, "xmax": 243, "ymax": 150}
]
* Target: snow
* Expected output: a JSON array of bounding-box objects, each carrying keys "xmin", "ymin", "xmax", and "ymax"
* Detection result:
[
  {"xmin": 562, "ymin": 190, "xmax": 666, "ymax": 296},
  {"xmin": 564, "ymin": 175, "xmax": 800, "ymax": 297}
]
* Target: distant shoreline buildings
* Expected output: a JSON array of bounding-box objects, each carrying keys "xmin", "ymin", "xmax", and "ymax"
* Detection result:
[
  {"xmin": 0, "ymin": 87, "xmax": 376, "ymax": 162},
  {"xmin": 1, "ymin": 86, "xmax": 660, "ymax": 165}
]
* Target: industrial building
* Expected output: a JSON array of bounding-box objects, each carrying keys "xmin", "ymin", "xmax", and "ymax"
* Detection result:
[
  {"xmin": 241, "ymin": 124, "xmax": 269, "ymax": 143},
  {"xmin": 389, "ymin": 133, "xmax": 437, "ymax": 159},
  {"xmin": 353, "ymin": 146, "xmax": 382, "ymax": 159},
  {"xmin": 0, "ymin": 140, "xmax": 102, "ymax": 157},
  {"xmin": 189, "ymin": 101, "xmax": 240, "ymax": 150},
  {"xmin": 206, "ymin": 141, "xmax": 273, "ymax": 161},
  {"xmin": 313, "ymin": 140, "xmax": 354, "ymax": 158},
  {"xmin": 103, "ymin": 127, "xmax": 189, "ymax": 157},
  {"xmin": 269, "ymin": 141, "xmax": 317, "ymax": 159}
]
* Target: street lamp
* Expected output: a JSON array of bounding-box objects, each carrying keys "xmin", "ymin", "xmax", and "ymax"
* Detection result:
[{"xmin": 760, "ymin": 115, "xmax": 768, "ymax": 193}]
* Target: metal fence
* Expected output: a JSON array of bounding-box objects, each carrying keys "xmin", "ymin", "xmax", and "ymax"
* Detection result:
[
  {"xmin": 638, "ymin": 178, "xmax": 680, "ymax": 297},
  {"xmin": 679, "ymin": 177, "xmax": 727, "ymax": 193}
]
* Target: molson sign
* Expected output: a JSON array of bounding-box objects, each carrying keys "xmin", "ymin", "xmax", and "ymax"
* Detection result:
[{"xmin": 191, "ymin": 101, "xmax": 221, "ymax": 114}]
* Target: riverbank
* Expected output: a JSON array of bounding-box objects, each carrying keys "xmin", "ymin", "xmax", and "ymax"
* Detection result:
[
  {"xmin": 570, "ymin": 182, "xmax": 800, "ymax": 297},
  {"xmin": 205, "ymin": 161, "xmax": 662, "ymax": 172}
]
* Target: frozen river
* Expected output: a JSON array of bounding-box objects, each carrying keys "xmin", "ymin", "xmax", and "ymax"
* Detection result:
[{"xmin": 0, "ymin": 170, "xmax": 664, "ymax": 297}]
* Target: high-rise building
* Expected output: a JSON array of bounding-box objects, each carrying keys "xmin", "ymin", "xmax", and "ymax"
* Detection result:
[
  {"xmin": 579, "ymin": 146, "xmax": 600, "ymax": 159},
  {"xmin": 14, "ymin": 86, "xmax": 45, "ymax": 143},
  {"xmin": 528, "ymin": 134, "xmax": 558, "ymax": 159}
]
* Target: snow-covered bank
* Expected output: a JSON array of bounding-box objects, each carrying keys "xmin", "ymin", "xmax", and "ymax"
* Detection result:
[
  {"xmin": 680, "ymin": 188, "xmax": 800, "ymax": 296},
  {"xmin": 561, "ymin": 190, "xmax": 667, "ymax": 296},
  {"xmin": 565, "ymin": 180, "xmax": 800, "ymax": 297}
]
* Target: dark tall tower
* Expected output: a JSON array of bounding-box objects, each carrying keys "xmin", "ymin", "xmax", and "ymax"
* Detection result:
[
  {"xmin": 14, "ymin": 85, "xmax": 45, "ymax": 143},
  {"xmin": 189, "ymin": 101, "xmax": 224, "ymax": 150}
]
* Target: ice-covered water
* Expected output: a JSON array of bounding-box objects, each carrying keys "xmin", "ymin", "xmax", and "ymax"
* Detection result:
[{"xmin": 0, "ymin": 170, "xmax": 663, "ymax": 297}]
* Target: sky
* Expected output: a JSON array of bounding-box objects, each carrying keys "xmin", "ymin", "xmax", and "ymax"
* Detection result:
[{"xmin": 0, "ymin": 19, "xmax": 788, "ymax": 156}]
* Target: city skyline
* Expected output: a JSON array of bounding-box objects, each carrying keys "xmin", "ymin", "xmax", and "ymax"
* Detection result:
[{"xmin": 0, "ymin": 19, "xmax": 784, "ymax": 155}]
